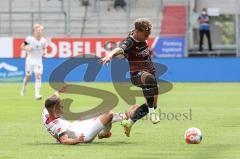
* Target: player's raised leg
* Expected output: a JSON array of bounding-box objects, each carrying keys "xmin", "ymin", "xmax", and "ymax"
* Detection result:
[
  {"xmin": 141, "ymin": 72, "xmax": 160, "ymax": 124},
  {"xmin": 121, "ymin": 72, "xmax": 160, "ymax": 136}
]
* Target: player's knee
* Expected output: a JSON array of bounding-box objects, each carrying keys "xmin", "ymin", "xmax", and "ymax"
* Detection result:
[
  {"xmin": 108, "ymin": 111, "xmax": 114, "ymax": 119},
  {"xmin": 35, "ymin": 74, "xmax": 42, "ymax": 80},
  {"xmin": 104, "ymin": 111, "xmax": 113, "ymax": 120},
  {"xmin": 142, "ymin": 73, "xmax": 158, "ymax": 97},
  {"xmin": 25, "ymin": 75, "xmax": 31, "ymax": 80},
  {"xmin": 144, "ymin": 74, "xmax": 157, "ymax": 88}
]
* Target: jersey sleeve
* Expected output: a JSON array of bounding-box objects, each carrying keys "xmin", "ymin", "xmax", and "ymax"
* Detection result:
[
  {"xmin": 119, "ymin": 37, "xmax": 134, "ymax": 54},
  {"xmin": 24, "ymin": 36, "xmax": 32, "ymax": 45},
  {"xmin": 52, "ymin": 119, "xmax": 68, "ymax": 139}
]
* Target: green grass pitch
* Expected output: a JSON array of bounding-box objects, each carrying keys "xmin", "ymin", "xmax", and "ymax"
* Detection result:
[{"xmin": 0, "ymin": 83, "xmax": 240, "ymax": 159}]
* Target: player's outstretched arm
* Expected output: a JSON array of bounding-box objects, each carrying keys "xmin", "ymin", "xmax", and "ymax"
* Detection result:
[
  {"xmin": 60, "ymin": 133, "xmax": 85, "ymax": 145},
  {"xmin": 99, "ymin": 47, "xmax": 124, "ymax": 64}
]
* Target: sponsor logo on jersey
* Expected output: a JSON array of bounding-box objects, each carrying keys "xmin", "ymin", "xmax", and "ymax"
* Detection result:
[{"xmin": 136, "ymin": 48, "xmax": 150, "ymax": 57}]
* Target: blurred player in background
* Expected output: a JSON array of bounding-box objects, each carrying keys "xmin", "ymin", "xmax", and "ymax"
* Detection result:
[
  {"xmin": 100, "ymin": 18, "xmax": 160, "ymax": 137},
  {"xmin": 42, "ymin": 90, "xmax": 139, "ymax": 145},
  {"xmin": 20, "ymin": 24, "xmax": 47, "ymax": 100}
]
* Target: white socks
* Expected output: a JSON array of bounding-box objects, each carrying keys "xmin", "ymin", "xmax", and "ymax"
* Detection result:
[
  {"xmin": 35, "ymin": 79, "xmax": 41, "ymax": 96},
  {"xmin": 148, "ymin": 107, "xmax": 154, "ymax": 113},
  {"xmin": 111, "ymin": 113, "xmax": 126, "ymax": 123}
]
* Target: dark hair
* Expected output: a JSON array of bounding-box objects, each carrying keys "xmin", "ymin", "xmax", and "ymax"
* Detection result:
[{"xmin": 45, "ymin": 96, "xmax": 61, "ymax": 111}]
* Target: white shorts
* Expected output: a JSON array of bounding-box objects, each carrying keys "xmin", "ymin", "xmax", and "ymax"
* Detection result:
[
  {"xmin": 25, "ymin": 62, "xmax": 43, "ymax": 76},
  {"xmin": 72, "ymin": 118, "xmax": 104, "ymax": 143}
]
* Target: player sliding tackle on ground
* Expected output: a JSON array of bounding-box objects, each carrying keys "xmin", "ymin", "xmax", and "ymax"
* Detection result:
[
  {"xmin": 20, "ymin": 24, "xmax": 47, "ymax": 100},
  {"xmin": 42, "ymin": 90, "xmax": 139, "ymax": 145},
  {"xmin": 100, "ymin": 18, "xmax": 160, "ymax": 137}
]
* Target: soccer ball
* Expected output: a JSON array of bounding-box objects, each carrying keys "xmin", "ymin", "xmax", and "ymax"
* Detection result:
[{"xmin": 184, "ymin": 127, "xmax": 202, "ymax": 144}]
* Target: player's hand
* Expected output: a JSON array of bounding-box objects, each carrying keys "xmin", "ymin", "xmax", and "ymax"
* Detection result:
[
  {"xmin": 54, "ymin": 91, "xmax": 60, "ymax": 98},
  {"xmin": 78, "ymin": 133, "xmax": 85, "ymax": 143},
  {"xmin": 99, "ymin": 56, "xmax": 111, "ymax": 65},
  {"xmin": 53, "ymin": 85, "xmax": 69, "ymax": 97},
  {"xmin": 58, "ymin": 85, "xmax": 69, "ymax": 93}
]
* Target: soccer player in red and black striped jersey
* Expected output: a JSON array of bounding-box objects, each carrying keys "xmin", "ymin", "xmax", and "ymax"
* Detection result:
[{"xmin": 100, "ymin": 18, "xmax": 160, "ymax": 137}]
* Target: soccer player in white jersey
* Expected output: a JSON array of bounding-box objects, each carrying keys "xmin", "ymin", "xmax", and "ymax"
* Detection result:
[
  {"xmin": 42, "ymin": 91, "xmax": 139, "ymax": 145},
  {"xmin": 20, "ymin": 24, "xmax": 47, "ymax": 100}
]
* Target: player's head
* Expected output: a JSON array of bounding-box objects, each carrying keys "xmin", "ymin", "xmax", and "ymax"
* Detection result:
[
  {"xmin": 133, "ymin": 18, "xmax": 152, "ymax": 42},
  {"xmin": 33, "ymin": 24, "xmax": 44, "ymax": 38},
  {"xmin": 45, "ymin": 96, "xmax": 63, "ymax": 117}
]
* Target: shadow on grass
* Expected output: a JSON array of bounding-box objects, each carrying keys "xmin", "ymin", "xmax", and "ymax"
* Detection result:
[
  {"xmin": 25, "ymin": 141, "xmax": 132, "ymax": 146},
  {"xmin": 89, "ymin": 141, "xmax": 133, "ymax": 146}
]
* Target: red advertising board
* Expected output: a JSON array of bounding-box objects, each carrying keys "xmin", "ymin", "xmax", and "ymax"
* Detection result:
[{"xmin": 12, "ymin": 37, "xmax": 155, "ymax": 58}]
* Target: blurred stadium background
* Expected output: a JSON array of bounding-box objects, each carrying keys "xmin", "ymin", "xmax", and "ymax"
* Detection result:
[
  {"xmin": 1, "ymin": 0, "xmax": 240, "ymax": 56},
  {"xmin": 0, "ymin": 1, "xmax": 240, "ymax": 159},
  {"xmin": 0, "ymin": 0, "xmax": 240, "ymax": 82}
]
